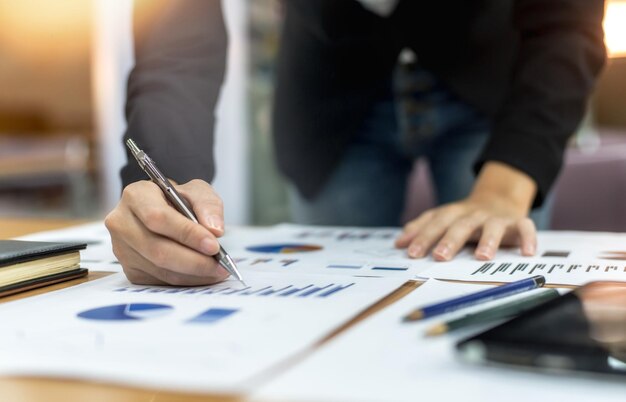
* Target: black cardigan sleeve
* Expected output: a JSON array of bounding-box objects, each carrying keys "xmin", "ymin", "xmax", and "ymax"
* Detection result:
[
  {"xmin": 475, "ymin": 0, "xmax": 606, "ymax": 207},
  {"xmin": 120, "ymin": 0, "xmax": 227, "ymax": 188}
]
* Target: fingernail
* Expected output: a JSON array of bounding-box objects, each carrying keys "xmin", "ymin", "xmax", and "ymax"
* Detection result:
[
  {"xmin": 408, "ymin": 245, "xmax": 423, "ymax": 258},
  {"xmin": 523, "ymin": 244, "xmax": 536, "ymax": 255},
  {"xmin": 435, "ymin": 246, "xmax": 450, "ymax": 260},
  {"xmin": 200, "ymin": 238, "xmax": 216, "ymax": 255},
  {"xmin": 476, "ymin": 246, "xmax": 492, "ymax": 259},
  {"xmin": 207, "ymin": 214, "xmax": 223, "ymax": 232}
]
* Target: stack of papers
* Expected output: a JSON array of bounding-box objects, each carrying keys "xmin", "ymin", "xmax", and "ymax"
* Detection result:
[{"xmin": 7, "ymin": 223, "xmax": 626, "ymax": 399}]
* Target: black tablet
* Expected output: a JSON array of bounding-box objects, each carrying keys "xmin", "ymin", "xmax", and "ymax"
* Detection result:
[{"xmin": 457, "ymin": 281, "xmax": 626, "ymax": 377}]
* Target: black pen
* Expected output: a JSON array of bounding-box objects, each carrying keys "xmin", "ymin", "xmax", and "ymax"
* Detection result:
[{"xmin": 126, "ymin": 138, "xmax": 245, "ymax": 285}]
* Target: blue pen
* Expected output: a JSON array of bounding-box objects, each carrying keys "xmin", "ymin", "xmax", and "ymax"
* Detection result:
[{"xmin": 403, "ymin": 275, "xmax": 546, "ymax": 322}]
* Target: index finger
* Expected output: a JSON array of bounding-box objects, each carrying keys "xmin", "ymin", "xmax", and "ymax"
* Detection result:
[
  {"xmin": 517, "ymin": 218, "xmax": 537, "ymax": 256},
  {"xmin": 177, "ymin": 179, "xmax": 225, "ymax": 237}
]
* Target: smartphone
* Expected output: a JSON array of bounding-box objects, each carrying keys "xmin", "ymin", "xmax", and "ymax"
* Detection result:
[{"xmin": 457, "ymin": 281, "xmax": 626, "ymax": 376}]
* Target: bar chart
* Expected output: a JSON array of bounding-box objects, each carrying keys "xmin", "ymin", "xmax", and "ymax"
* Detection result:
[{"xmin": 113, "ymin": 282, "xmax": 357, "ymax": 299}]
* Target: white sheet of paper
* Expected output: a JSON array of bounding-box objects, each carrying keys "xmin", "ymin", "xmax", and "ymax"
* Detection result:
[
  {"xmin": 221, "ymin": 224, "xmax": 436, "ymax": 278},
  {"xmin": 252, "ymin": 279, "xmax": 626, "ymax": 402},
  {"xmin": 419, "ymin": 231, "xmax": 626, "ymax": 286},
  {"xmin": 0, "ymin": 271, "xmax": 406, "ymax": 394}
]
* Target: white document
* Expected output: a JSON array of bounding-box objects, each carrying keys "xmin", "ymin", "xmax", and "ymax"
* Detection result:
[
  {"xmin": 253, "ymin": 279, "xmax": 626, "ymax": 402},
  {"xmin": 221, "ymin": 224, "xmax": 436, "ymax": 279},
  {"xmin": 420, "ymin": 231, "xmax": 626, "ymax": 286},
  {"xmin": 0, "ymin": 271, "xmax": 406, "ymax": 394}
]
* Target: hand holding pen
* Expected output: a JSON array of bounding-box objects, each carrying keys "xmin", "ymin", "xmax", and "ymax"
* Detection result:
[{"xmin": 104, "ymin": 139, "xmax": 243, "ymax": 286}]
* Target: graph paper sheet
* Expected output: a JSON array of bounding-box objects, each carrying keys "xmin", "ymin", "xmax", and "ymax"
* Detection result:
[{"xmin": 0, "ymin": 271, "xmax": 406, "ymax": 393}]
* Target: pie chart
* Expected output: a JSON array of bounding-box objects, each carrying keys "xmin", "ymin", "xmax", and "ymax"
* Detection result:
[
  {"xmin": 246, "ymin": 243, "xmax": 323, "ymax": 254},
  {"xmin": 77, "ymin": 303, "xmax": 173, "ymax": 321}
]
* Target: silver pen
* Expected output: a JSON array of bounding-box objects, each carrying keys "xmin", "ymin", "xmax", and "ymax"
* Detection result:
[{"xmin": 126, "ymin": 138, "xmax": 245, "ymax": 285}]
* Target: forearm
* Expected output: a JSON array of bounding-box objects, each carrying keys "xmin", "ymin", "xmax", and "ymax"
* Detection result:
[
  {"xmin": 121, "ymin": 0, "xmax": 227, "ymax": 188},
  {"xmin": 476, "ymin": 0, "xmax": 605, "ymax": 207},
  {"xmin": 470, "ymin": 161, "xmax": 537, "ymax": 215}
]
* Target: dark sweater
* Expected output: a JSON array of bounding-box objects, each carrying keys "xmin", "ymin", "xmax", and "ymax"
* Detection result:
[{"xmin": 122, "ymin": 0, "xmax": 606, "ymax": 208}]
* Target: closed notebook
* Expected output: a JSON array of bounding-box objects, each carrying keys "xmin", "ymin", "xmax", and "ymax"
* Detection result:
[{"xmin": 0, "ymin": 240, "xmax": 88, "ymax": 297}]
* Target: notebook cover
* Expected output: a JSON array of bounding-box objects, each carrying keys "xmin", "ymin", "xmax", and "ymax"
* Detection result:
[
  {"xmin": 0, "ymin": 240, "xmax": 87, "ymax": 267},
  {"xmin": 0, "ymin": 267, "xmax": 89, "ymax": 298}
]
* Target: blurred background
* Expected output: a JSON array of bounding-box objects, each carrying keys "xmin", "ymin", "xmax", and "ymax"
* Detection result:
[{"xmin": 1, "ymin": 0, "xmax": 626, "ymax": 231}]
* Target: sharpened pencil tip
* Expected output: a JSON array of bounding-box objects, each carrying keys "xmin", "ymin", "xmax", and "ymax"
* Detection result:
[
  {"xmin": 402, "ymin": 310, "xmax": 424, "ymax": 322},
  {"xmin": 424, "ymin": 324, "xmax": 448, "ymax": 337}
]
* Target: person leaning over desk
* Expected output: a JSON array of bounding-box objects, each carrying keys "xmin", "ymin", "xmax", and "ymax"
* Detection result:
[{"xmin": 105, "ymin": 0, "xmax": 606, "ymax": 286}]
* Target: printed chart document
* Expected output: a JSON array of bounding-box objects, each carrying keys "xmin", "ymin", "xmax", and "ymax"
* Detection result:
[
  {"xmin": 0, "ymin": 271, "xmax": 405, "ymax": 393},
  {"xmin": 253, "ymin": 279, "xmax": 626, "ymax": 402},
  {"xmin": 420, "ymin": 231, "xmax": 626, "ymax": 286},
  {"xmin": 220, "ymin": 224, "xmax": 435, "ymax": 278}
]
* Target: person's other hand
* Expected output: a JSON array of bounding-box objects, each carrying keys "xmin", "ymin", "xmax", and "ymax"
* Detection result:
[
  {"xmin": 105, "ymin": 179, "xmax": 229, "ymax": 285},
  {"xmin": 395, "ymin": 162, "xmax": 538, "ymax": 261}
]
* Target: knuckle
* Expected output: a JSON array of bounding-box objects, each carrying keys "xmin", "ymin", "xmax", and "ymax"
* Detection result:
[
  {"xmin": 121, "ymin": 182, "xmax": 142, "ymax": 201},
  {"xmin": 453, "ymin": 218, "xmax": 475, "ymax": 233},
  {"xmin": 104, "ymin": 211, "xmax": 119, "ymax": 232},
  {"xmin": 188, "ymin": 178, "xmax": 206, "ymax": 187},
  {"xmin": 141, "ymin": 207, "xmax": 167, "ymax": 229},
  {"xmin": 486, "ymin": 216, "xmax": 507, "ymax": 228},
  {"xmin": 179, "ymin": 222, "xmax": 202, "ymax": 246}
]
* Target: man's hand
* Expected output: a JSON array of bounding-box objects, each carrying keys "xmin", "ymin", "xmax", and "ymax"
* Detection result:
[
  {"xmin": 105, "ymin": 179, "xmax": 229, "ymax": 286},
  {"xmin": 395, "ymin": 162, "xmax": 538, "ymax": 261}
]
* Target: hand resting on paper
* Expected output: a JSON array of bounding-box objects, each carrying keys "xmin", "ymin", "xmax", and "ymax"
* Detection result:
[
  {"xmin": 395, "ymin": 162, "xmax": 538, "ymax": 261},
  {"xmin": 105, "ymin": 179, "xmax": 229, "ymax": 286}
]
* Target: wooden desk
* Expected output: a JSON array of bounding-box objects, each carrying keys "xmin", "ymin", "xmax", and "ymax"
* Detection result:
[
  {"xmin": 0, "ymin": 217, "xmax": 87, "ymax": 239},
  {"xmin": 0, "ymin": 218, "xmax": 419, "ymax": 402}
]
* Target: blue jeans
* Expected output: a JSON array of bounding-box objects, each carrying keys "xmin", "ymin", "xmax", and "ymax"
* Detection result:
[{"xmin": 289, "ymin": 62, "xmax": 552, "ymax": 229}]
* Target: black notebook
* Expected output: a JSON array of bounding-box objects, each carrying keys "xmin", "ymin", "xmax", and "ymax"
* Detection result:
[{"xmin": 0, "ymin": 240, "xmax": 88, "ymax": 297}]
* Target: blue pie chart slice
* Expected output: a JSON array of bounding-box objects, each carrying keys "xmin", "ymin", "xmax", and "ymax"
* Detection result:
[{"xmin": 77, "ymin": 303, "xmax": 173, "ymax": 321}]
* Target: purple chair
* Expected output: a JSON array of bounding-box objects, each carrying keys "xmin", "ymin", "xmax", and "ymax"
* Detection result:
[{"xmin": 401, "ymin": 131, "xmax": 626, "ymax": 232}]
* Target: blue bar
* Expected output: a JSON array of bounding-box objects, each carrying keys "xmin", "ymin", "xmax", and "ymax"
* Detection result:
[
  {"xmin": 259, "ymin": 285, "xmax": 292, "ymax": 296},
  {"xmin": 221, "ymin": 287, "xmax": 251, "ymax": 295},
  {"xmin": 210, "ymin": 287, "xmax": 232, "ymax": 295},
  {"xmin": 187, "ymin": 308, "xmax": 238, "ymax": 324},
  {"xmin": 164, "ymin": 288, "xmax": 189, "ymax": 294},
  {"xmin": 279, "ymin": 285, "xmax": 313, "ymax": 297},
  {"xmin": 371, "ymin": 266, "xmax": 408, "ymax": 271},
  {"xmin": 318, "ymin": 283, "xmax": 355, "ymax": 298},
  {"xmin": 241, "ymin": 286, "xmax": 272, "ymax": 296},
  {"xmin": 327, "ymin": 264, "xmax": 362, "ymax": 269},
  {"xmin": 298, "ymin": 284, "xmax": 333, "ymax": 297}
]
